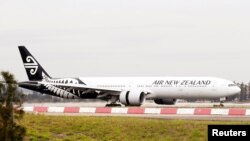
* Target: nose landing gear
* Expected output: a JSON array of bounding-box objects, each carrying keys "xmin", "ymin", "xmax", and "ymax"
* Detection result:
[{"xmin": 213, "ymin": 97, "xmax": 226, "ymax": 107}]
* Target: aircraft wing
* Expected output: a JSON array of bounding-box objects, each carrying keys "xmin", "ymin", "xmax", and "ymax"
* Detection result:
[{"xmin": 39, "ymin": 82, "xmax": 123, "ymax": 95}]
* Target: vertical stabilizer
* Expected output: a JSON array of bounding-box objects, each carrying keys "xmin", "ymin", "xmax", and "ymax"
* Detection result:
[{"xmin": 18, "ymin": 46, "xmax": 51, "ymax": 81}]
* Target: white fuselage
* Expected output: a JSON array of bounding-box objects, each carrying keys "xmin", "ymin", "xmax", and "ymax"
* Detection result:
[
  {"xmin": 77, "ymin": 77, "xmax": 240, "ymax": 99},
  {"xmin": 18, "ymin": 46, "xmax": 241, "ymax": 105}
]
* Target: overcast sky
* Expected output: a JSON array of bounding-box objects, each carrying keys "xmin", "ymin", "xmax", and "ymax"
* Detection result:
[{"xmin": 0, "ymin": 0, "xmax": 250, "ymax": 83}]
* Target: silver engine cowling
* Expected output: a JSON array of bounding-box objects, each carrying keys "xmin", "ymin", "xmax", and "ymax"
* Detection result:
[{"xmin": 119, "ymin": 90, "xmax": 145, "ymax": 106}]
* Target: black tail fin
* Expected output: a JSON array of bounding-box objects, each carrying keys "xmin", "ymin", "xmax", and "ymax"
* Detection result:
[{"xmin": 18, "ymin": 46, "xmax": 51, "ymax": 81}]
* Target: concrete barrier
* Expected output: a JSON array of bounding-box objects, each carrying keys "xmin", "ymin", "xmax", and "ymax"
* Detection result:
[
  {"xmin": 23, "ymin": 107, "xmax": 250, "ymax": 116},
  {"xmin": 34, "ymin": 106, "xmax": 48, "ymax": 112},
  {"xmin": 48, "ymin": 107, "xmax": 64, "ymax": 113},
  {"xmin": 79, "ymin": 107, "xmax": 95, "ymax": 113},
  {"xmin": 229, "ymin": 108, "xmax": 246, "ymax": 116},
  {"xmin": 23, "ymin": 106, "xmax": 34, "ymax": 112},
  {"xmin": 127, "ymin": 108, "xmax": 144, "ymax": 114},
  {"xmin": 194, "ymin": 108, "xmax": 211, "ymax": 115},
  {"xmin": 177, "ymin": 108, "xmax": 195, "ymax": 115},
  {"xmin": 64, "ymin": 107, "xmax": 80, "ymax": 113},
  {"xmin": 111, "ymin": 108, "xmax": 128, "ymax": 114},
  {"xmin": 160, "ymin": 108, "xmax": 177, "ymax": 114},
  {"xmin": 144, "ymin": 108, "xmax": 161, "ymax": 114},
  {"xmin": 211, "ymin": 109, "xmax": 229, "ymax": 115},
  {"xmin": 95, "ymin": 107, "xmax": 112, "ymax": 113}
]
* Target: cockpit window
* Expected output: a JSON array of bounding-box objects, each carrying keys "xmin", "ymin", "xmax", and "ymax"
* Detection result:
[{"xmin": 228, "ymin": 84, "xmax": 237, "ymax": 87}]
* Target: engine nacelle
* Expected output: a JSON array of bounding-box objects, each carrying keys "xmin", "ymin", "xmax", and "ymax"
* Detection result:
[
  {"xmin": 154, "ymin": 99, "xmax": 176, "ymax": 105},
  {"xmin": 119, "ymin": 90, "xmax": 145, "ymax": 106}
]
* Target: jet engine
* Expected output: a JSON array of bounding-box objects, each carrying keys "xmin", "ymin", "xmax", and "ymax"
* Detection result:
[
  {"xmin": 154, "ymin": 99, "xmax": 176, "ymax": 105},
  {"xmin": 119, "ymin": 90, "xmax": 145, "ymax": 106}
]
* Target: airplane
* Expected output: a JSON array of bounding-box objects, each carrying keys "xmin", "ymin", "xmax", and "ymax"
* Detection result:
[{"xmin": 18, "ymin": 46, "xmax": 241, "ymax": 106}]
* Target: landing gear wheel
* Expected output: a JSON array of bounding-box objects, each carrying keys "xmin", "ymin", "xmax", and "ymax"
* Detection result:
[
  {"xmin": 105, "ymin": 103, "xmax": 122, "ymax": 107},
  {"xmin": 219, "ymin": 103, "xmax": 224, "ymax": 107},
  {"xmin": 219, "ymin": 100, "xmax": 224, "ymax": 107},
  {"xmin": 213, "ymin": 97, "xmax": 225, "ymax": 107},
  {"xmin": 213, "ymin": 102, "xmax": 224, "ymax": 107}
]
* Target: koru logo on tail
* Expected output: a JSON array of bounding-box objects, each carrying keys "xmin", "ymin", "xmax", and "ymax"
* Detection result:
[{"xmin": 24, "ymin": 56, "xmax": 38, "ymax": 75}]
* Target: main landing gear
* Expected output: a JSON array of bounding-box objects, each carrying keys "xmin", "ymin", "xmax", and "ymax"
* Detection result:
[
  {"xmin": 105, "ymin": 96, "xmax": 122, "ymax": 107},
  {"xmin": 105, "ymin": 103, "xmax": 122, "ymax": 107}
]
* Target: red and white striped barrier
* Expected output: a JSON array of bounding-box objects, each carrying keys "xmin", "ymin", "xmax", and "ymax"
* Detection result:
[{"xmin": 23, "ymin": 106, "xmax": 250, "ymax": 116}]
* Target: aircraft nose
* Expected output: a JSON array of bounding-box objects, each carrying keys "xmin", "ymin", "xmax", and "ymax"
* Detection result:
[{"xmin": 234, "ymin": 86, "xmax": 241, "ymax": 94}]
